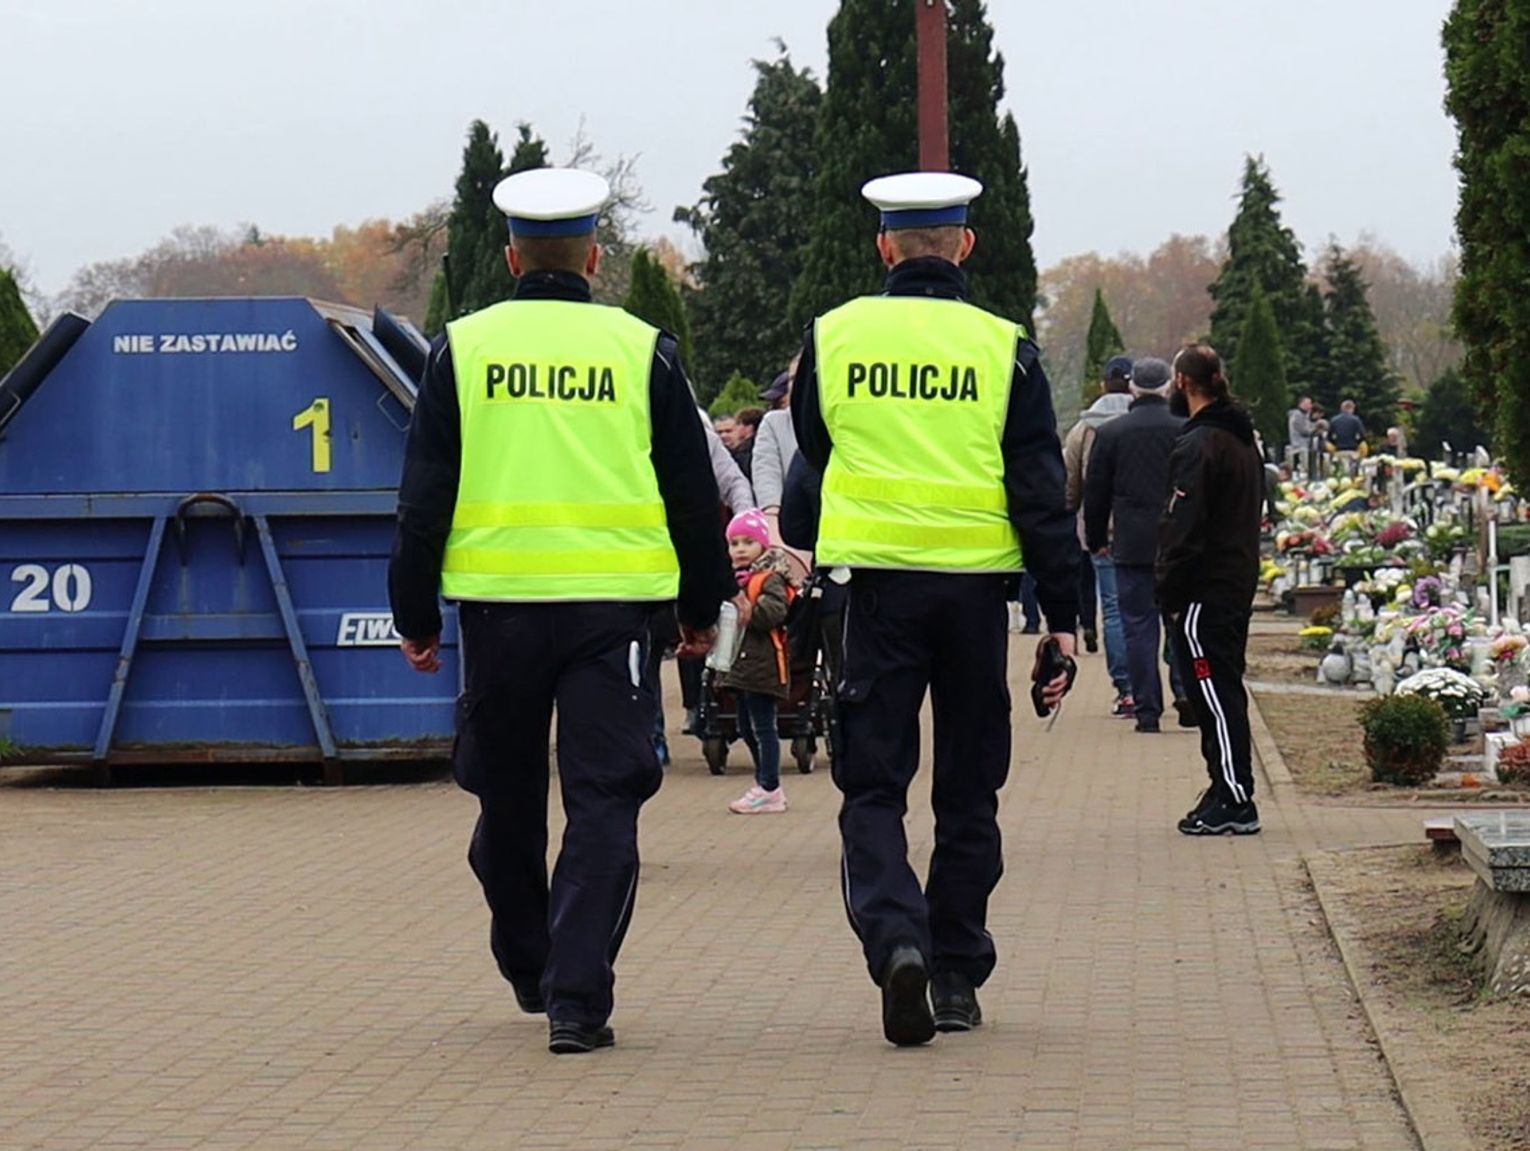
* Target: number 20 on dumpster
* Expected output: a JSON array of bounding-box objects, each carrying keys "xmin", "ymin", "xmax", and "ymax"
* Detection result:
[{"xmin": 9, "ymin": 564, "xmax": 93, "ymax": 613}]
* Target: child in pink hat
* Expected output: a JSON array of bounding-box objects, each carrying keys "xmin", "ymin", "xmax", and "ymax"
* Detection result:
[{"xmin": 722, "ymin": 509, "xmax": 792, "ymax": 814}]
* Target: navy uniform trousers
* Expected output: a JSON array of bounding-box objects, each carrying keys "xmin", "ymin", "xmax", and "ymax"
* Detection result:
[
  {"xmin": 835, "ymin": 570, "xmax": 1012, "ymax": 987},
  {"xmin": 454, "ymin": 601, "xmax": 663, "ymax": 1028}
]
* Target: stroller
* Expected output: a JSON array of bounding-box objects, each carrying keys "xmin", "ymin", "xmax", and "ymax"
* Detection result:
[{"xmin": 693, "ymin": 573, "xmax": 842, "ymax": 776}]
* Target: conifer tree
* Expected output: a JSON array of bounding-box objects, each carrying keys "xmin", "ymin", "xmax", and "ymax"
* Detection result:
[
  {"xmin": 1413, "ymin": 367, "xmax": 1491, "ymax": 459},
  {"xmin": 791, "ymin": 0, "xmax": 1038, "ymax": 328},
  {"xmin": 1208, "ymin": 157, "xmax": 1315, "ymax": 396},
  {"xmin": 624, "ymin": 249, "xmax": 695, "ymax": 372},
  {"xmin": 1232, "ymin": 284, "xmax": 1288, "ymax": 452},
  {"xmin": 946, "ymin": 0, "xmax": 1037, "ymax": 331},
  {"xmin": 709, "ymin": 372, "xmax": 761, "ymax": 418},
  {"xmin": 1080, "ymin": 289, "xmax": 1125, "ymax": 404},
  {"xmin": 681, "ymin": 48, "xmax": 821, "ymax": 400},
  {"xmin": 424, "ymin": 121, "xmax": 550, "ymax": 335},
  {"xmin": 1444, "ymin": 0, "xmax": 1530, "ymax": 482},
  {"xmin": 1321, "ymin": 243, "xmax": 1400, "ymax": 429},
  {"xmin": 791, "ymin": 0, "xmax": 917, "ymax": 326},
  {"xmin": 0, "ymin": 268, "xmax": 38, "ymax": 378}
]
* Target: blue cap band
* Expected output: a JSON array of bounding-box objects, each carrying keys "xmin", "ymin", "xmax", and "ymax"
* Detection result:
[
  {"xmin": 880, "ymin": 205, "xmax": 969, "ymax": 230},
  {"xmin": 507, "ymin": 214, "xmax": 599, "ymax": 238}
]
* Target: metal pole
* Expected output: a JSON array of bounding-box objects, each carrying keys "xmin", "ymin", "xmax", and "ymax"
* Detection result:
[{"xmin": 916, "ymin": 0, "xmax": 950, "ymax": 171}]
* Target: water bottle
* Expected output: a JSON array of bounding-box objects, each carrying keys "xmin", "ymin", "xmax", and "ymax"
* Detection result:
[{"xmin": 706, "ymin": 601, "xmax": 744, "ymax": 673}]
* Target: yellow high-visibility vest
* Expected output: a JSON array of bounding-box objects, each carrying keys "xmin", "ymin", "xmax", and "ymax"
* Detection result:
[
  {"xmin": 440, "ymin": 300, "xmax": 679, "ymax": 602},
  {"xmin": 815, "ymin": 295, "xmax": 1023, "ymax": 572}
]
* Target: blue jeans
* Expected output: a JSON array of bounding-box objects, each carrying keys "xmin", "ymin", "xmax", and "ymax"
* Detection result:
[
  {"xmin": 737, "ymin": 691, "xmax": 781, "ymax": 792},
  {"xmin": 1019, "ymin": 572, "xmax": 1040, "ymax": 630},
  {"xmin": 1115, "ymin": 564, "xmax": 1185, "ymax": 723},
  {"xmin": 1090, "ymin": 553, "xmax": 1131, "ymax": 696}
]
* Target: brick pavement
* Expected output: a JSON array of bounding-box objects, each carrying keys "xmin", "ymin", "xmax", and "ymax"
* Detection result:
[{"xmin": 0, "ymin": 644, "xmax": 1447, "ymax": 1150}]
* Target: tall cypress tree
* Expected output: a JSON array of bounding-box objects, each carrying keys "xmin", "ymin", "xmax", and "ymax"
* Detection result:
[
  {"xmin": 624, "ymin": 249, "xmax": 695, "ymax": 372},
  {"xmin": 1081, "ymin": 289, "xmax": 1125, "ymax": 404},
  {"xmin": 1321, "ymin": 243, "xmax": 1400, "ymax": 428},
  {"xmin": 791, "ymin": 0, "xmax": 1037, "ymax": 328},
  {"xmin": 791, "ymin": 0, "xmax": 917, "ymax": 327},
  {"xmin": 1414, "ymin": 367, "xmax": 1491, "ymax": 459},
  {"xmin": 1444, "ymin": 0, "xmax": 1530, "ymax": 482},
  {"xmin": 424, "ymin": 121, "xmax": 551, "ymax": 335},
  {"xmin": 0, "ymin": 267, "xmax": 38, "ymax": 377},
  {"xmin": 946, "ymin": 0, "xmax": 1037, "ymax": 330},
  {"xmin": 681, "ymin": 48, "xmax": 822, "ymax": 399},
  {"xmin": 1208, "ymin": 157, "xmax": 1315, "ymax": 396},
  {"xmin": 1233, "ymin": 284, "xmax": 1288, "ymax": 452}
]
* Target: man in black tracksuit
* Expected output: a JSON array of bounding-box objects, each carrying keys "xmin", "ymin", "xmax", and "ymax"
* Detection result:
[{"xmin": 1157, "ymin": 345, "xmax": 1265, "ymax": 835}]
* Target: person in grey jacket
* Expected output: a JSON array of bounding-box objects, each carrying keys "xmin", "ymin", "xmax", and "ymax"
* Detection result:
[
  {"xmin": 753, "ymin": 404, "xmax": 798, "ymax": 511},
  {"xmin": 1063, "ymin": 355, "xmax": 1134, "ymax": 713},
  {"xmin": 1083, "ymin": 357, "xmax": 1189, "ymax": 733},
  {"xmin": 700, "ymin": 407, "xmax": 754, "ymax": 515}
]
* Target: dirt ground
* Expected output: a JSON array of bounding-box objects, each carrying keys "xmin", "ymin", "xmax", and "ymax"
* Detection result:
[
  {"xmin": 1247, "ymin": 630, "xmax": 1327, "ymax": 686},
  {"xmin": 1315, "ymin": 846, "xmax": 1530, "ymax": 1151}
]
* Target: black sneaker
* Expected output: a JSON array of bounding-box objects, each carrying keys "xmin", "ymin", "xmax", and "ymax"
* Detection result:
[
  {"xmin": 1178, "ymin": 795, "xmax": 1260, "ymax": 836},
  {"xmin": 1173, "ymin": 698, "xmax": 1199, "ymax": 728},
  {"xmin": 1083, "ymin": 627, "xmax": 1099, "ymax": 654},
  {"xmin": 548, "ymin": 1021, "xmax": 615, "ymax": 1054},
  {"xmin": 512, "ymin": 983, "xmax": 546, "ymax": 1015},
  {"xmin": 1135, "ymin": 718, "xmax": 1161, "ymax": 733},
  {"xmin": 880, "ymin": 946, "xmax": 935, "ymax": 1047},
  {"xmin": 930, "ymin": 971, "xmax": 982, "ymax": 1032}
]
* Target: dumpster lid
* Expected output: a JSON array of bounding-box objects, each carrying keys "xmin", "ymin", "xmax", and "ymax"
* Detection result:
[
  {"xmin": 309, "ymin": 299, "xmax": 420, "ymax": 410},
  {"xmin": 0, "ymin": 312, "xmax": 92, "ymax": 434}
]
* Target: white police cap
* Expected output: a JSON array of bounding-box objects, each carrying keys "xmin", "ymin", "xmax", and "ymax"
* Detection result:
[
  {"xmin": 492, "ymin": 168, "xmax": 609, "ymax": 238},
  {"xmin": 861, "ymin": 171, "xmax": 984, "ymax": 230}
]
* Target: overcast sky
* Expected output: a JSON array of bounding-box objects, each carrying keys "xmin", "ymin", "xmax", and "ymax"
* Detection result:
[{"xmin": 1, "ymin": 0, "xmax": 1460, "ymax": 295}]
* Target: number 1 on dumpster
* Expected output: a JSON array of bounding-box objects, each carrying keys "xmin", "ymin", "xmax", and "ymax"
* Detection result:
[{"xmin": 292, "ymin": 398, "xmax": 332, "ymax": 474}]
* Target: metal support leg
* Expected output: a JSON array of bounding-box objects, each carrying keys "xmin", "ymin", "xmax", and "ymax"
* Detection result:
[
  {"xmin": 92, "ymin": 515, "xmax": 170, "ymax": 776},
  {"xmin": 253, "ymin": 515, "xmax": 340, "ymax": 781}
]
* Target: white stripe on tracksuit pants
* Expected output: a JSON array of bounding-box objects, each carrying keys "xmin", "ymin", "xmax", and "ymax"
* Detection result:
[{"xmin": 1173, "ymin": 601, "xmax": 1254, "ymax": 806}]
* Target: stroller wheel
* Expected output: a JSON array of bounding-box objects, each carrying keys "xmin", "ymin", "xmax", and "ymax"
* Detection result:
[
  {"xmin": 791, "ymin": 736, "xmax": 816, "ymax": 774},
  {"xmin": 702, "ymin": 737, "xmax": 729, "ymax": 775}
]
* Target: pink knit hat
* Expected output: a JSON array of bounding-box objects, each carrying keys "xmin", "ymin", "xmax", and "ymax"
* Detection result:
[{"xmin": 726, "ymin": 508, "xmax": 771, "ymax": 551}]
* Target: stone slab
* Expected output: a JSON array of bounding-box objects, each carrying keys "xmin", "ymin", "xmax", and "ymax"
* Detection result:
[{"xmin": 1455, "ymin": 811, "xmax": 1530, "ymax": 890}]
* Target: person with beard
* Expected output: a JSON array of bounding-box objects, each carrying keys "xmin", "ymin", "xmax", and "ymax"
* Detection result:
[{"xmin": 1158, "ymin": 344, "xmax": 1266, "ymax": 835}]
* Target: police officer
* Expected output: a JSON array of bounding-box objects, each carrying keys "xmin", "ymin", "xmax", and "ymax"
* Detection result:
[
  {"xmin": 388, "ymin": 169, "xmax": 737, "ymax": 1055},
  {"xmin": 791, "ymin": 172, "xmax": 1079, "ymax": 1047}
]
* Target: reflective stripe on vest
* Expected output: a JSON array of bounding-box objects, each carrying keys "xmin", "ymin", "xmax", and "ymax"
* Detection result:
[
  {"xmin": 815, "ymin": 295, "xmax": 1023, "ymax": 572},
  {"xmin": 440, "ymin": 300, "xmax": 680, "ymax": 602}
]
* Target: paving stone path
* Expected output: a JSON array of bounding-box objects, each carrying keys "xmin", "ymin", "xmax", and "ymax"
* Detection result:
[{"xmin": 0, "ymin": 645, "xmax": 1456, "ymax": 1149}]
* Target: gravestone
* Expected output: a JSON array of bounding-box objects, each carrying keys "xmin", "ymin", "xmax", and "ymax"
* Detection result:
[{"xmin": 1454, "ymin": 812, "xmax": 1530, "ymax": 995}]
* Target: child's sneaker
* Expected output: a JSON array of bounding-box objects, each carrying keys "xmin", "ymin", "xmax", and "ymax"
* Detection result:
[{"xmin": 729, "ymin": 786, "xmax": 787, "ymax": 814}]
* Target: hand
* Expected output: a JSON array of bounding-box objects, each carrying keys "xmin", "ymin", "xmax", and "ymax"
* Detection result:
[
  {"xmin": 731, "ymin": 591, "xmax": 754, "ymax": 632},
  {"xmin": 1093, "ymin": 547, "xmax": 1110, "ymax": 558},
  {"xmin": 678, "ymin": 624, "xmax": 718, "ymax": 658},
  {"xmin": 401, "ymin": 635, "xmax": 441, "ymax": 674},
  {"xmin": 1037, "ymin": 632, "xmax": 1077, "ymax": 709}
]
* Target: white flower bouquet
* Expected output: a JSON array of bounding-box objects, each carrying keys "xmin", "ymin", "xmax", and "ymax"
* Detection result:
[{"xmin": 1395, "ymin": 667, "xmax": 1488, "ymax": 719}]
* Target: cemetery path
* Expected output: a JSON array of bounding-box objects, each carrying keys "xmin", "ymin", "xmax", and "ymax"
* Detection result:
[{"xmin": 0, "ymin": 644, "xmax": 1447, "ymax": 1150}]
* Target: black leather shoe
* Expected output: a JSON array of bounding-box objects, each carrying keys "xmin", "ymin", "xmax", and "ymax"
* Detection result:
[
  {"xmin": 1135, "ymin": 718, "xmax": 1161, "ymax": 733},
  {"xmin": 880, "ymin": 945, "xmax": 935, "ymax": 1047},
  {"xmin": 548, "ymin": 1021, "xmax": 615, "ymax": 1054},
  {"xmin": 1173, "ymin": 697, "xmax": 1199, "ymax": 728},
  {"xmin": 1083, "ymin": 627, "xmax": 1099, "ymax": 654},
  {"xmin": 512, "ymin": 983, "xmax": 545, "ymax": 1015},
  {"xmin": 930, "ymin": 971, "xmax": 982, "ymax": 1032}
]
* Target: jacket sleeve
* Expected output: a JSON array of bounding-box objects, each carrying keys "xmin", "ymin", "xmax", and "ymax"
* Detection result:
[
  {"xmin": 748, "ymin": 571, "xmax": 791, "ymax": 631},
  {"xmin": 650, "ymin": 337, "xmax": 738, "ymax": 630},
  {"xmin": 751, "ymin": 415, "xmax": 786, "ymax": 509},
  {"xmin": 701, "ymin": 411, "xmax": 755, "ymax": 513},
  {"xmin": 1082, "ymin": 426, "xmax": 1115, "ymax": 554},
  {"xmin": 1062, "ymin": 421, "xmax": 1085, "ymax": 512},
  {"xmin": 1155, "ymin": 431, "xmax": 1209, "ymax": 612},
  {"xmin": 790, "ymin": 326, "xmax": 832, "ymax": 472},
  {"xmin": 388, "ymin": 335, "xmax": 460, "ymax": 642},
  {"xmin": 779, "ymin": 453, "xmax": 821, "ymax": 552},
  {"xmin": 1002, "ymin": 342, "xmax": 1079, "ymax": 634}
]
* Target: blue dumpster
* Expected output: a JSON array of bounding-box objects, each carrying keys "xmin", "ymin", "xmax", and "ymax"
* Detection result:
[{"xmin": 0, "ymin": 297, "xmax": 456, "ymax": 781}]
